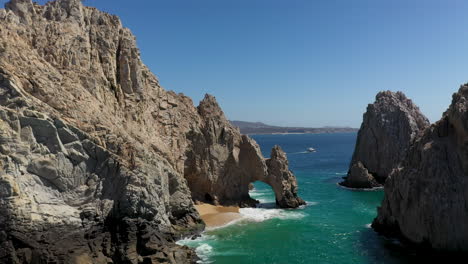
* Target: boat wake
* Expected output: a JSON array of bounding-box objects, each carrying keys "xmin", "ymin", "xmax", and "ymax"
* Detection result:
[{"xmin": 288, "ymin": 151, "xmax": 309, "ymax": 155}]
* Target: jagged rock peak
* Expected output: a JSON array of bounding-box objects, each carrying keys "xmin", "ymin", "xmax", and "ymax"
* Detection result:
[
  {"xmin": 270, "ymin": 145, "xmax": 287, "ymax": 160},
  {"xmin": 374, "ymin": 91, "xmax": 428, "ymax": 122},
  {"xmin": 197, "ymin": 94, "xmax": 226, "ymax": 119},
  {"xmin": 340, "ymin": 90, "xmax": 429, "ymax": 188},
  {"xmin": 187, "ymin": 97, "xmax": 305, "ymax": 208},
  {"xmin": 5, "ymin": 0, "xmax": 87, "ymax": 24},
  {"xmin": 373, "ymin": 84, "xmax": 468, "ymax": 251},
  {"xmin": 266, "ymin": 145, "xmax": 305, "ymax": 208}
]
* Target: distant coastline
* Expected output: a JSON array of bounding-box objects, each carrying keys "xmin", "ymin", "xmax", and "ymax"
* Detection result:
[{"xmin": 230, "ymin": 120, "xmax": 358, "ymax": 135}]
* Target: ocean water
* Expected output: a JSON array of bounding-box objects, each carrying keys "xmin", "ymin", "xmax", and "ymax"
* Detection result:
[{"xmin": 179, "ymin": 133, "xmax": 412, "ymax": 264}]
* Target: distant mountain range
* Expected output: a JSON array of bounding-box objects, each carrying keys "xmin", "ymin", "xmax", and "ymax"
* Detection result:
[{"xmin": 230, "ymin": 120, "xmax": 358, "ymax": 135}]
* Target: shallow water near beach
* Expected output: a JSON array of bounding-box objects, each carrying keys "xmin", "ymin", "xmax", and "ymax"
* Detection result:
[{"xmin": 178, "ymin": 133, "xmax": 414, "ymax": 264}]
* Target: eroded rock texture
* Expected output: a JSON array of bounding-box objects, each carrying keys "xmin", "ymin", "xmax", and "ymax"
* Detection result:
[
  {"xmin": 0, "ymin": 107, "xmax": 202, "ymax": 263},
  {"xmin": 373, "ymin": 85, "xmax": 468, "ymax": 251},
  {"xmin": 0, "ymin": 0, "xmax": 304, "ymax": 262},
  {"xmin": 341, "ymin": 91, "xmax": 429, "ymax": 188},
  {"xmin": 185, "ymin": 95, "xmax": 305, "ymax": 208},
  {"xmin": 265, "ymin": 146, "xmax": 305, "ymax": 208}
]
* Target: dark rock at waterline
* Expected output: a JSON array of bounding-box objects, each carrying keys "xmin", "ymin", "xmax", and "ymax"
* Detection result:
[
  {"xmin": 341, "ymin": 91, "xmax": 429, "ymax": 188},
  {"xmin": 373, "ymin": 84, "xmax": 468, "ymax": 251},
  {"xmin": 341, "ymin": 161, "xmax": 381, "ymax": 188},
  {"xmin": 0, "ymin": 219, "xmax": 200, "ymax": 264}
]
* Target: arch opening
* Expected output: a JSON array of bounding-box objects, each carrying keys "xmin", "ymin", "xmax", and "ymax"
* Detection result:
[{"xmin": 248, "ymin": 181, "xmax": 278, "ymax": 208}]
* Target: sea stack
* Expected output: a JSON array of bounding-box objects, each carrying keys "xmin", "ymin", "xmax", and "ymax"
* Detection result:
[
  {"xmin": 373, "ymin": 84, "xmax": 468, "ymax": 251},
  {"xmin": 0, "ymin": 0, "xmax": 304, "ymax": 263},
  {"xmin": 341, "ymin": 91, "xmax": 429, "ymax": 188}
]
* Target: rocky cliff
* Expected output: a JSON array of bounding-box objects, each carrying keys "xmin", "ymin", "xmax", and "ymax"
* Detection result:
[
  {"xmin": 341, "ymin": 91, "xmax": 429, "ymax": 188},
  {"xmin": 185, "ymin": 95, "xmax": 305, "ymax": 208},
  {"xmin": 373, "ymin": 85, "xmax": 468, "ymax": 251},
  {"xmin": 0, "ymin": 0, "xmax": 304, "ymax": 263}
]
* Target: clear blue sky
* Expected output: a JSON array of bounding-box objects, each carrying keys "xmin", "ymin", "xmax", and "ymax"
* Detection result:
[{"xmin": 3, "ymin": 0, "xmax": 468, "ymax": 127}]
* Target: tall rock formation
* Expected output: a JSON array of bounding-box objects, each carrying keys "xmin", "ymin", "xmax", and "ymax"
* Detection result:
[
  {"xmin": 185, "ymin": 95, "xmax": 305, "ymax": 208},
  {"xmin": 265, "ymin": 146, "xmax": 305, "ymax": 208},
  {"xmin": 373, "ymin": 84, "xmax": 468, "ymax": 251},
  {"xmin": 341, "ymin": 91, "xmax": 429, "ymax": 188},
  {"xmin": 0, "ymin": 0, "xmax": 305, "ymax": 263}
]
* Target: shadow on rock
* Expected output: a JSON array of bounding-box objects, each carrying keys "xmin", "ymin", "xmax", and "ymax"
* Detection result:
[{"xmin": 358, "ymin": 227, "xmax": 468, "ymax": 264}]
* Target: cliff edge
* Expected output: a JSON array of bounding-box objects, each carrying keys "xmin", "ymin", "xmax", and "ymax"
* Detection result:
[
  {"xmin": 373, "ymin": 85, "xmax": 468, "ymax": 251},
  {"xmin": 0, "ymin": 0, "xmax": 304, "ymax": 263}
]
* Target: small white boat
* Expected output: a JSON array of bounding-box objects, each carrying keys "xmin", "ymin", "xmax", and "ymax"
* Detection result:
[{"xmin": 307, "ymin": 147, "xmax": 316, "ymax": 152}]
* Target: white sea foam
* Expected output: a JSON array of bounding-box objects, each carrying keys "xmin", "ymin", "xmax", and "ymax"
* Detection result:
[
  {"xmin": 177, "ymin": 235, "xmax": 216, "ymax": 264},
  {"xmin": 204, "ymin": 217, "xmax": 244, "ymax": 231},
  {"xmin": 249, "ymin": 189, "xmax": 275, "ymax": 203},
  {"xmin": 239, "ymin": 207, "xmax": 306, "ymax": 222},
  {"xmin": 365, "ymin": 223, "xmax": 372, "ymax": 228},
  {"xmin": 335, "ymin": 172, "xmax": 347, "ymax": 175},
  {"xmin": 249, "ymin": 189, "xmax": 271, "ymax": 195},
  {"xmin": 178, "ymin": 206, "xmax": 307, "ymax": 262},
  {"xmin": 176, "ymin": 234, "xmax": 215, "ymax": 247},
  {"xmin": 195, "ymin": 244, "xmax": 214, "ymax": 263}
]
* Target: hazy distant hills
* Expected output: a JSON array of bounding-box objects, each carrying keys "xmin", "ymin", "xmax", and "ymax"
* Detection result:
[{"xmin": 230, "ymin": 120, "xmax": 358, "ymax": 135}]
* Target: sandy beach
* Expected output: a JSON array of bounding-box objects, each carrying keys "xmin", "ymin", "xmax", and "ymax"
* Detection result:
[{"xmin": 195, "ymin": 203, "xmax": 242, "ymax": 228}]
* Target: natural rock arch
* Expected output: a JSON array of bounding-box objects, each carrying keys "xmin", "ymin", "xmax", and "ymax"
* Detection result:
[
  {"xmin": 184, "ymin": 95, "xmax": 305, "ymax": 208},
  {"xmin": 250, "ymin": 145, "xmax": 305, "ymax": 208}
]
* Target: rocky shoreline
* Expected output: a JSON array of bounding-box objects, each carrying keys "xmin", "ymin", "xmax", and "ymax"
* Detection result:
[
  {"xmin": 0, "ymin": 0, "xmax": 304, "ymax": 263},
  {"xmin": 372, "ymin": 85, "xmax": 468, "ymax": 251}
]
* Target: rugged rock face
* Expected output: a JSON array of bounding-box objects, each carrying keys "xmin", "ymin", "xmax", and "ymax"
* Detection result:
[
  {"xmin": 265, "ymin": 146, "xmax": 305, "ymax": 208},
  {"xmin": 373, "ymin": 85, "xmax": 468, "ymax": 251},
  {"xmin": 341, "ymin": 91, "xmax": 429, "ymax": 188},
  {"xmin": 185, "ymin": 95, "xmax": 305, "ymax": 208},
  {"xmin": 0, "ymin": 0, "xmax": 305, "ymax": 262},
  {"xmin": 0, "ymin": 107, "xmax": 202, "ymax": 263}
]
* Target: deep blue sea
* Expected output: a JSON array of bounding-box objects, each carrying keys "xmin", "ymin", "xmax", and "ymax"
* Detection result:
[{"xmin": 179, "ymin": 133, "xmax": 414, "ymax": 264}]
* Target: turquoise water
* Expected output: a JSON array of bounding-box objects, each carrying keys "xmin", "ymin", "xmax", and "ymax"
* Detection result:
[{"xmin": 179, "ymin": 133, "xmax": 411, "ymax": 264}]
